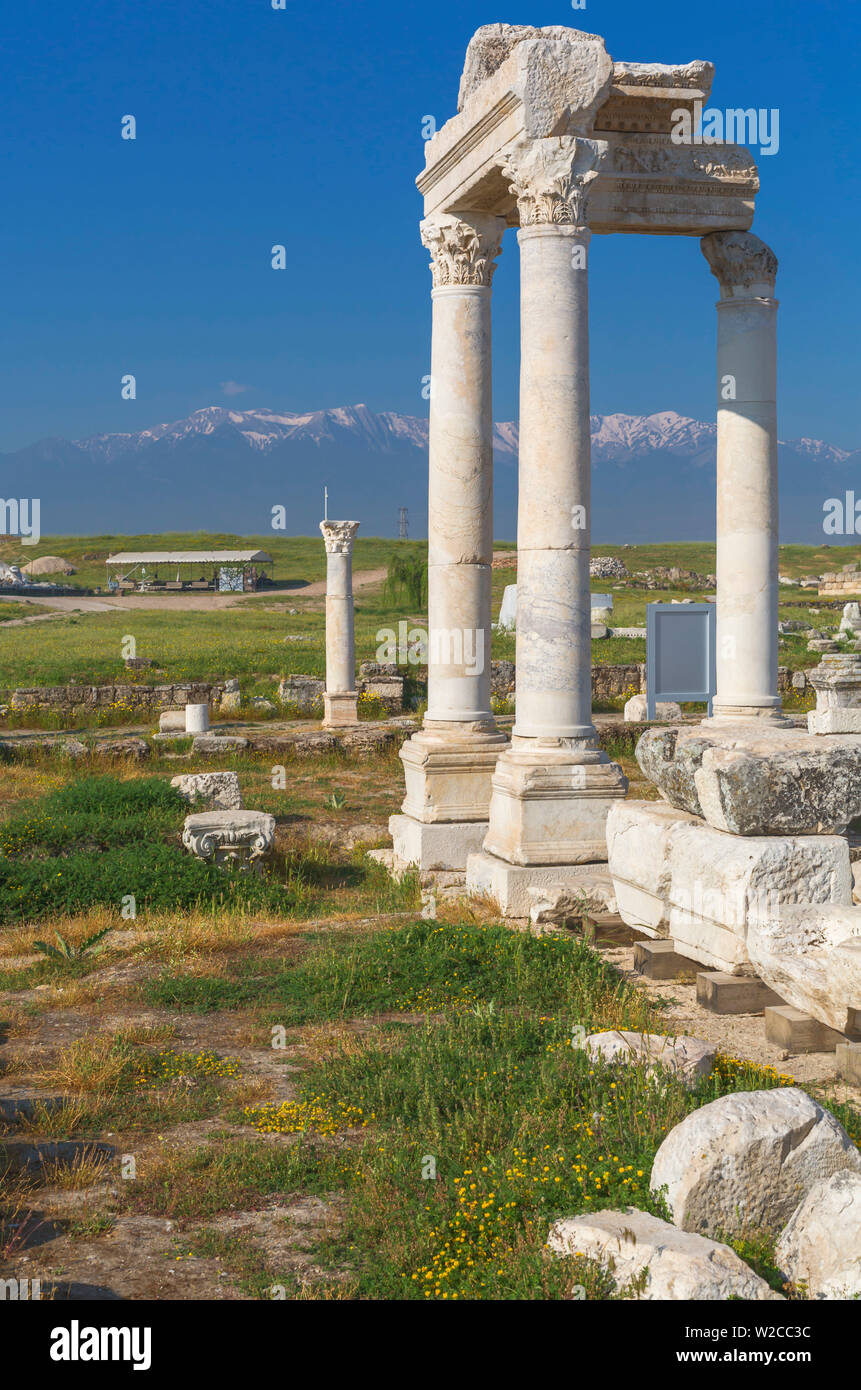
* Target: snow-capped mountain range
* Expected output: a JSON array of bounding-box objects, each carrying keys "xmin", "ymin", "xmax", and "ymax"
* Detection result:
[{"xmin": 0, "ymin": 405, "xmax": 856, "ymax": 541}]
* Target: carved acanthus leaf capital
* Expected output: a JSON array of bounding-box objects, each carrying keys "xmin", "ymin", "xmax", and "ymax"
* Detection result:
[
  {"xmin": 500, "ymin": 136, "xmax": 602, "ymax": 227},
  {"xmin": 701, "ymin": 230, "xmax": 777, "ymax": 297},
  {"xmin": 320, "ymin": 520, "xmax": 360, "ymax": 554},
  {"xmin": 420, "ymin": 213, "xmax": 505, "ymax": 288}
]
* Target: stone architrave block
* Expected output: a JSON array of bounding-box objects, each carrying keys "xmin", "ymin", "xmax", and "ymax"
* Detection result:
[
  {"xmin": 607, "ymin": 800, "xmax": 851, "ymax": 974},
  {"xmin": 636, "ymin": 723, "xmax": 861, "ymax": 835},
  {"xmin": 747, "ymin": 904, "xmax": 861, "ymax": 1036}
]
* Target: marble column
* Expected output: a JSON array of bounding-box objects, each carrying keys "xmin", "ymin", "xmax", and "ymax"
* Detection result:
[
  {"xmin": 320, "ymin": 520, "xmax": 359, "ymax": 727},
  {"xmin": 467, "ymin": 137, "xmax": 627, "ymax": 917},
  {"xmin": 700, "ymin": 231, "xmax": 789, "ymax": 724},
  {"xmin": 390, "ymin": 212, "xmax": 508, "ymax": 871}
]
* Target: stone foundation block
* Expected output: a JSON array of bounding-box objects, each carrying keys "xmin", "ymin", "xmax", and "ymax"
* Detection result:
[
  {"xmin": 466, "ymin": 851, "xmax": 616, "ymax": 919},
  {"xmin": 764, "ymin": 1005, "xmax": 847, "ymax": 1054},
  {"xmin": 608, "ymin": 800, "xmax": 852, "ymax": 975},
  {"xmin": 389, "ymin": 814, "xmax": 487, "ymax": 872},
  {"xmin": 696, "ymin": 971, "xmax": 783, "ymax": 1015}
]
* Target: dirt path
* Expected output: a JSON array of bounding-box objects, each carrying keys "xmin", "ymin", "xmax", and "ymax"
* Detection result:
[{"xmin": 5, "ymin": 567, "xmax": 390, "ymax": 615}]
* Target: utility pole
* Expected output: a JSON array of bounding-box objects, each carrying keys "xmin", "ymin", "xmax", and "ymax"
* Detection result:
[
  {"xmin": 323, "ymin": 484, "xmax": 328, "ymax": 521},
  {"xmin": 398, "ymin": 506, "xmax": 409, "ymax": 539}
]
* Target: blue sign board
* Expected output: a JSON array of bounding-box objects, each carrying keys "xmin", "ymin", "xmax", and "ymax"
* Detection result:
[{"xmin": 646, "ymin": 602, "xmax": 716, "ymax": 718}]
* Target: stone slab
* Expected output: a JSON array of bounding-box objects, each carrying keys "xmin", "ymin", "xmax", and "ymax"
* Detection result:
[
  {"xmin": 696, "ymin": 971, "xmax": 783, "ymax": 1015},
  {"xmin": 764, "ymin": 1005, "xmax": 846, "ymax": 1055},
  {"xmin": 389, "ymin": 814, "xmax": 488, "ymax": 872},
  {"xmin": 607, "ymin": 799, "xmax": 852, "ymax": 975},
  {"xmin": 748, "ymin": 905, "xmax": 861, "ymax": 1036},
  {"xmin": 636, "ymin": 722, "xmax": 861, "ymax": 835},
  {"xmin": 547, "ymin": 1208, "xmax": 779, "ymax": 1301},
  {"xmin": 466, "ymin": 851, "xmax": 617, "ymax": 919}
]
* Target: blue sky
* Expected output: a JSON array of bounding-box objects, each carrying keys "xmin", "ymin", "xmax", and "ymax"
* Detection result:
[{"xmin": 1, "ymin": 0, "xmax": 857, "ymax": 451}]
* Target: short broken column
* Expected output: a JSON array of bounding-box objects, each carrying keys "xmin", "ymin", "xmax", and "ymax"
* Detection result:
[{"xmin": 320, "ymin": 520, "xmax": 360, "ymax": 727}]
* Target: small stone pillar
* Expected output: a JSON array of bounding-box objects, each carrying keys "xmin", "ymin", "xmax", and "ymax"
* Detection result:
[
  {"xmin": 320, "ymin": 520, "xmax": 359, "ymax": 726},
  {"xmin": 808, "ymin": 654, "xmax": 861, "ymax": 734},
  {"xmin": 701, "ymin": 231, "xmax": 789, "ymax": 724},
  {"xmin": 185, "ymin": 702, "xmax": 209, "ymax": 734}
]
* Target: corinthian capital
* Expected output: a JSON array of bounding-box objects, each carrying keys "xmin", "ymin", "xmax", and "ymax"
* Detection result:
[
  {"xmin": 420, "ymin": 213, "xmax": 505, "ymax": 288},
  {"xmin": 320, "ymin": 520, "xmax": 359, "ymax": 554},
  {"xmin": 701, "ymin": 230, "xmax": 777, "ymax": 298},
  {"xmin": 500, "ymin": 136, "xmax": 602, "ymax": 227}
]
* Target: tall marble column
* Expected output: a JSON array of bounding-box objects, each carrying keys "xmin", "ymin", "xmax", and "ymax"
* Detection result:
[
  {"xmin": 700, "ymin": 231, "xmax": 789, "ymax": 724},
  {"xmin": 467, "ymin": 137, "xmax": 626, "ymax": 917},
  {"xmin": 320, "ymin": 520, "xmax": 359, "ymax": 727},
  {"xmin": 390, "ymin": 212, "xmax": 508, "ymax": 871}
]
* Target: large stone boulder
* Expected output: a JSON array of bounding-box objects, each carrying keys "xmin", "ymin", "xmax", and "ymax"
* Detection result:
[
  {"xmin": 547, "ymin": 1208, "xmax": 780, "ymax": 1300},
  {"xmin": 650, "ymin": 1088, "xmax": 861, "ymax": 1236},
  {"xmin": 775, "ymin": 1170, "xmax": 861, "ymax": 1299},
  {"xmin": 636, "ymin": 723, "xmax": 861, "ymax": 835},
  {"xmin": 746, "ymin": 904, "xmax": 861, "ymax": 1037},
  {"xmin": 170, "ymin": 772, "xmax": 243, "ymax": 811},
  {"xmin": 581, "ymin": 1031, "xmax": 716, "ymax": 1088}
]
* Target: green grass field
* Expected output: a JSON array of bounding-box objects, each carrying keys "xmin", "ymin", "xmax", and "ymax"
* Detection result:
[{"xmin": 0, "ymin": 534, "xmax": 855, "ymax": 694}]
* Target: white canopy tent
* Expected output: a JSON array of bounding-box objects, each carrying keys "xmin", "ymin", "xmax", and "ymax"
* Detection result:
[{"xmin": 105, "ymin": 550, "xmax": 273, "ymax": 592}]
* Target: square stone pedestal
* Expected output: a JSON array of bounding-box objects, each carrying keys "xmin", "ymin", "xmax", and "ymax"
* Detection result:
[
  {"xmin": 389, "ymin": 813, "xmax": 488, "ymax": 872},
  {"xmin": 483, "ymin": 745, "xmax": 628, "ymax": 866},
  {"xmin": 323, "ymin": 691, "xmax": 358, "ymax": 727},
  {"xmin": 466, "ymin": 851, "xmax": 616, "ymax": 919},
  {"xmin": 399, "ymin": 724, "xmax": 507, "ymax": 823}
]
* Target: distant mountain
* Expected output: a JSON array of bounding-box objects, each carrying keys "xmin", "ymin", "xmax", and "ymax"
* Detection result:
[{"xmin": 0, "ymin": 405, "xmax": 856, "ymax": 542}]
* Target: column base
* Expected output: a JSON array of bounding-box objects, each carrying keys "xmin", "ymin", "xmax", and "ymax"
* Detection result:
[
  {"xmin": 483, "ymin": 741, "xmax": 628, "ymax": 866},
  {"xmin": 323, "ymin": 691, "xmax": 359, "ymax": 727},
  {"xmin": 706, "ymin": 702, "xmax": 793, "ymax": 727},
  {"xmin": 389, "ymin": 814, "xmax": 488, "ymax": 872},
  {"xmin": 399, "ymin": 721, "xmax": 508, "ymax": 823},
  {"xmin": 466, "ymin": 851, "xmax": 616, "ymax": 919}
]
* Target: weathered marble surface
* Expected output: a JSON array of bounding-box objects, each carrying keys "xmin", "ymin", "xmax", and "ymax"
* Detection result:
[
  {"xmin": 581, "ymin": 1030, "xmax": 716, "ymax": 1087},
  {"xmin": 170, "ymin": 772, "xmax": 242, "ymax": 811},
  {"xmin": 775, "ymin": 1170, "xmax": 861, "ymax": 1299},
  {"xmin": 651, "ymin": 1089, "xmax": 861, "ymax": 1236},
  {"xmin": 607, "ymin": 799, "xmax": 851, "ymax": 974},
  {"xmin": 547, "ymin": 1209, "xmax": 779, "ymax": 1301},
  {"xmin": 747, "ymin": 904, "xmax": 861, "ymax": 1036},
  {"xmin": 636, "ymin": 723, "xmax": 861, "ymax": 834},
  {"xmin": 182, "ymin": 809, "xmax": 275, "ymax": 869}
]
